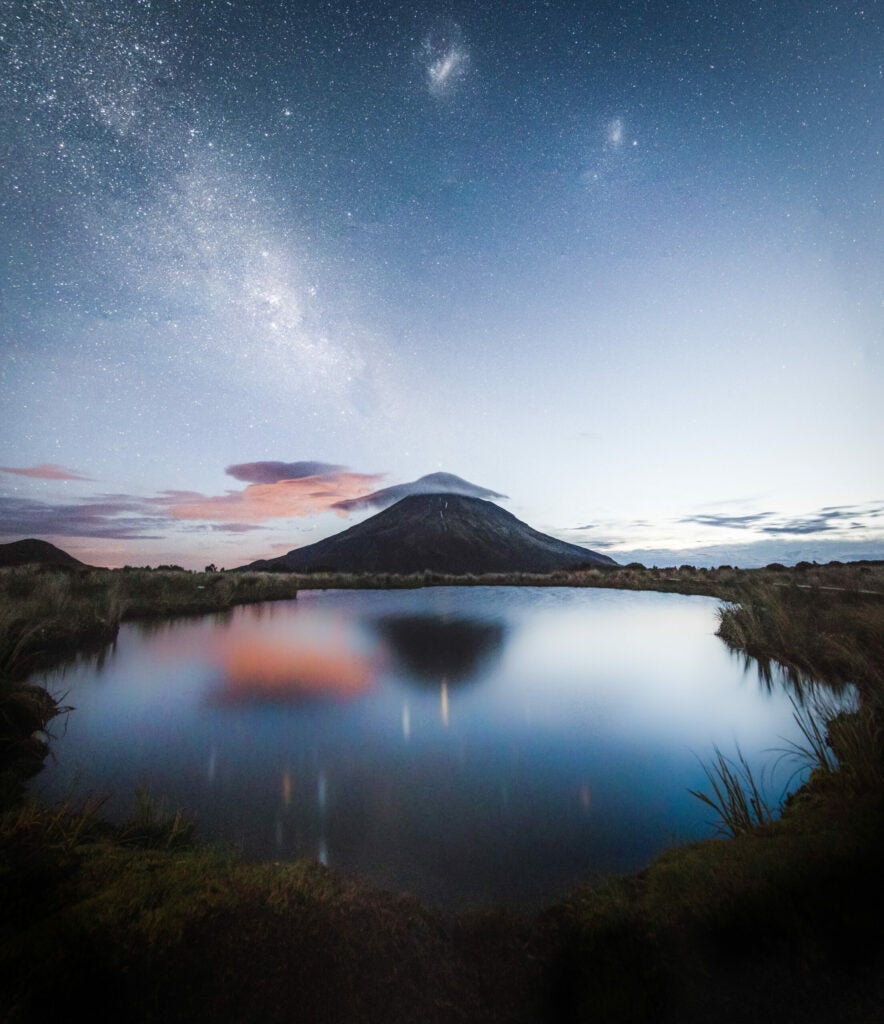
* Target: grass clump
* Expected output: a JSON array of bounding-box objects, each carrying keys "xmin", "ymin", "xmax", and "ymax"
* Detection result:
[
  {"xmin": 717, "ymin": 584, "xmax": 884, "ymax": 805},
  {"xmin": 117, "ymin": 787, "xmax": 196, "ymax": 851},
  {"xmin": 0, "ymin": 607, "xmax": 73, "ymax": 809},
  {"xmin": 689, "ymin": 745, "xmax": 776, "ymax": 837}
]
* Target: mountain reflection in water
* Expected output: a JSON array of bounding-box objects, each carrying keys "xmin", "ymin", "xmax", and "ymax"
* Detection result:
[{"xmin": 374, "ymin": 614, "xmax": 506, "ymax": 684}]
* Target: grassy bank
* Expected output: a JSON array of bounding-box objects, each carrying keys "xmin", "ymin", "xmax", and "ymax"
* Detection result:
[
  {"xmin": 244, "ymin": 558, "xmax": 884, "ymax": 601},
  {"xmin": 717, "ymin": 581, "xmax": 884, "ymax": 692},
  {"xmin": 0, "ymin": 565, "xmax": 303, "ymax": 678},
  {"xmin": 2, "ymin": 564, "xmax": 883, "ymax": 1021},
  {"xmin": 552, "ymin": 580, "xmax": 884, "ymax": 1021},
  {"xmin": 1, "ymin": 794, "xmax": 550, "ymax": 1024}
]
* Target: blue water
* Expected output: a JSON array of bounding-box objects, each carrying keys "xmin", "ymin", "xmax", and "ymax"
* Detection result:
[{"xmin": 33, "ymin": 587, "xmax": 804, "ymax": 909}]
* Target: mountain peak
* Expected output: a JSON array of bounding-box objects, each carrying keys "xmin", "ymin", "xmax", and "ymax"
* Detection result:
[
  {"xmin": 241, "ymin": 493, "xmax": 615, "ymax": 574},
  {"xmin": 0, "ymin": 538, "xmax": 88, "ymax": 568},
  {"xmin": 332, "ymin": 472, "xmax": 506, "ymax": 514}
]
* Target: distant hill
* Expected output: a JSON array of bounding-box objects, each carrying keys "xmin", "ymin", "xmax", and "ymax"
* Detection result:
[
  {"xmin": 332, "ymin": 472, "xmax": 506, "ymax": 513},
  {"xmin": 240, "ymin": 494, "xmax": 616, "ymax": 574},
  {"xmin": 0, "ymin": 538, "xmax": 88, "ymax": 568}
]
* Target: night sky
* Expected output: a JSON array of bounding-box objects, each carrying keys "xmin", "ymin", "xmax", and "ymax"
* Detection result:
[{"xmin": 1, "ymin": 0, "xmax": 881, "ymax": 569}]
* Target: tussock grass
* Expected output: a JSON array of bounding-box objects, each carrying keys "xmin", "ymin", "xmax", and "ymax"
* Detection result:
[
  {"xmin": 716, "ymin": 584, "xmax": 884, "ymax": 805},
  {"xmin": 117, "ymin": 786, "xmax": 196, "ymax": 851},
  {"xmin": 826, "ymin": 692, "xmax": 884, "ymax": 795},
  {"xmin": 0, "ymin": 606, "xmax": 74, "ymax": 809},
  {"xmin": 1, "ymin": 792, "xmax": 107, "ymax": 852},
  {"xmin": 716, "ymin": 583, "xmax": 884, "ymax": 692},
  {"xmin": 773, "ymin": 687, "xmax": 842, "ymax": 788},
  {"xmin": 689, "ymin": 745, "xmax": 776, "ymax": 837}
]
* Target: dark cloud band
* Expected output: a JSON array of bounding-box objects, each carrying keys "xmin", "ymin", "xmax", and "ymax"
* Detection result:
[
  {"xmin": 333, "ymin": 472, "xmax": 506, "ymax": 513},
  {"xmin": 225, "ymin": 461, "xmax": 346, "ymax": 484}
]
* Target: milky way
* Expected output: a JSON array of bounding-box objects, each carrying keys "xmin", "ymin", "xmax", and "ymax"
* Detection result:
[{"xmin": 1, "ymin": 0, "xmax": 881, "ymax": 568}]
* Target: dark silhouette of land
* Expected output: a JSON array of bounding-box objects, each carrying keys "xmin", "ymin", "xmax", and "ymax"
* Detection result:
[
  {"xmin": 0, "ymin": 538, "xmax": 87, "ymax": 568},
  {"xmin": 240, "ymin": 493, "xmax": 616, "ymax": 574}
]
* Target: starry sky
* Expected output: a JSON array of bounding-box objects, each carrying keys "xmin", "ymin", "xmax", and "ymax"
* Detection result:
[{"xmin": 1, "ymin": 0, "xmax": 881, "ymax": 569}]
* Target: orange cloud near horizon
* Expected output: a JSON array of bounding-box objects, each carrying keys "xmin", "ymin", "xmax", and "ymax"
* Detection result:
[{"xmin": 169, "ymin": 472, "xmax": 384, "ymax": 522}]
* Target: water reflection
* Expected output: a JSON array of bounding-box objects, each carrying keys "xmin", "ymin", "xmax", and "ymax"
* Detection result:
[
  {"xmin": 375, "ymin": 613, "xmax": 506, "ymax": 684},
  {"xmin": 30, "ymin": 587, "xmax": 815, "ymax": 910},
  {"xmin": 211, "ymin": 634, "xmax": 376, "ymax": 705}
]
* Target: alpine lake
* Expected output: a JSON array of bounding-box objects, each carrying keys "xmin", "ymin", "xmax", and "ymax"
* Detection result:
[{"xmin": 32, "ymin": 586, "xmax": 808, "ymax": 910}]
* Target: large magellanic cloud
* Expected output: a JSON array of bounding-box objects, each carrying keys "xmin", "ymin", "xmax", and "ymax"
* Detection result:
[{"xmin": 423, "ymin": 26, "xmax": 469, "ymax": 97}]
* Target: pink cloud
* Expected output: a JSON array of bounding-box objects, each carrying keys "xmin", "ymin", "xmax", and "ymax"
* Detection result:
[
  {"xmin": 168, "ymin": 472, "xmax": 384, "ymax": 522},
  {"xmin": 0, "ymin": 463, "xmax": 91, "ymax": 481}
]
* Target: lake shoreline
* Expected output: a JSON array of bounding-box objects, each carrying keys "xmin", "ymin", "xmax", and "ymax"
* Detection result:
[
  {"xmin": 4, "ymin": 559, "xmax": 882, "ymax": 679},
  {"xmin": 2, "ymin": 562, "xmax": 883, "ymax": 1021}
]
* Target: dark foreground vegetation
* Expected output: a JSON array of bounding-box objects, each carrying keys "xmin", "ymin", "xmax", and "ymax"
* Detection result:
[{"xmin": 2, "ymin": 561, "xmax": 883, "ymax": 1022}]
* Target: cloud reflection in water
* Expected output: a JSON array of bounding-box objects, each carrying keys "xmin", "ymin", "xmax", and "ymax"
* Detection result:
[{"xmin": 211, "ymin": 635, "xmax": 377, "ymax": 705}]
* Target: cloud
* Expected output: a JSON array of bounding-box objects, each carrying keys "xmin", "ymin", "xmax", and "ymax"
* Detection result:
[
  {"xmin": 225, "ymin": 461, "xmax": 346, "ymax": 485},
  {"xmin": 682, "ymin": 504, "xmax": 884, "ymax": 536},
  {"xmin": 681, "ymin": 512, "xmax": 776, "ymax": 529},
  {"xmin": 0, "ymin": 463, "xmax": 92, "ymax": 481},
  {"xmin": 168, "ymin": 472, "xmax": 384, "ymax": 522},
  {"xmin": 180, "ymin": 523, "xmax": 264, "ymax": 534},
  {"xmin": 0, "ymin": 458, "xmax": 388, "ymax": 540},
  {"xmin": 613, "ymin": 538, "xmax": 884, "ymax": 570},
  {"xmin": 0, "ymin": 494, "xmax": 165, "ymax": 539},
  {"xmin": 332, "ymin": 472, "xmax": 506, "ymax": 513}
]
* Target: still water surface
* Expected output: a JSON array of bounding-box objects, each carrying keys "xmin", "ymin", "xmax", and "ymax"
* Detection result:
[{"xmin": 34, "ymin": 587, "xmax": 802, "ymax": 908}]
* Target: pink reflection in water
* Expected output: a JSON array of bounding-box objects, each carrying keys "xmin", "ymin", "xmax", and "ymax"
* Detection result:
[{"xmin": 211, "ymin": 633, "xmax": 378, "ymax": 705}]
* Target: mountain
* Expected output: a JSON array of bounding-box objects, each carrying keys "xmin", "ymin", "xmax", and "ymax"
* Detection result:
[
  {"xmin": 240, "ymin": 494, "xmax": 616, "ymax": 574},
  {"xmin": 332, "ymin": 472, "xmax": 506, "ymax": 513},
  {"xmin": 0, "ymin": 538, "xmax": 88, "ymax": 568}
]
